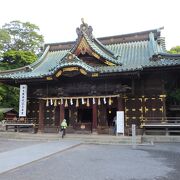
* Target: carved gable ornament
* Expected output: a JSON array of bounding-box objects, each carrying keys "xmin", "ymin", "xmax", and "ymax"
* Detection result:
[
  {"xmin": 72, "ymin": 19, "xmax": 119, "ymax": 66},
  {"xmin": 49, "ymin": 19, "xmax": 121, "ymax": 80},
  {"xmin": 66, "ymin": 53, "xmax": 75, "ymax": 61}
]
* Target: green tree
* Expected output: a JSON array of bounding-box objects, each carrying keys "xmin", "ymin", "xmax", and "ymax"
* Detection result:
[
  {"xmin": 1, "ymin": 50, "xmax": 37, "ymax": 69},
  {"xmin": 0, "ymin": 20, "xmax": 44, "ymax": 110},
  {"xmin": 0, "ymin": 20, "xmax": 44, "ymax": 68},
  {"xmin": 0, "ymin": 29, "xmax": 11, "ymax": 57},
  {"xmin": 169, "ymin": 89, "xmax": 180, "ymax": 102},
  {"xmin": 167, "ymin": 46, "xmax": 180, "ymax": 105},
  {"xmin": 0, "ymin": 85, "xmax": 6, "ymax": 102},
  {"xmin": 168, "ymin": 46, "xmax": 180, "ymax": 54},
  {"xmin": 0, "ymin": 84, "xmax": 19, "ymax": 110},
  {"xmin": 2, "ymin": 20, "xmax": 44, "ymax": 55}
]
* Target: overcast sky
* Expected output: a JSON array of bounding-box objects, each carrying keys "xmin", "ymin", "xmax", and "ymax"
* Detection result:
[{"xmin": 0, "ymin": 0, "xmax": 179, "ymax": 50}]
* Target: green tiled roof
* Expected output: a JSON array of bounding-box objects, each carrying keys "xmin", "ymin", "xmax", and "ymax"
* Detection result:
[
  {"xmin": 0, "ymin": 108, "xmax": 15, "ymax": 113},
  {"xmin": 0, "ymin": 23, "xmax": 180, "ymax": 80}
]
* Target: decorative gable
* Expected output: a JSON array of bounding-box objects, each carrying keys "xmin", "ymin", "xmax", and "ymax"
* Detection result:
[{"xmin": 69, "ymin": 19, "xmax": 121, "ymax": 67}]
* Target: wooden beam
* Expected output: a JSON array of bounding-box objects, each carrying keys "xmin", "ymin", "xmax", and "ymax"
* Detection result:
[
  {"xmin": 117, "ymin": 97, "xmax": 124, "ymax": 111},
  {"xmin": 60, "ymin": 104, "xmax": 65, "ymax": 123}
]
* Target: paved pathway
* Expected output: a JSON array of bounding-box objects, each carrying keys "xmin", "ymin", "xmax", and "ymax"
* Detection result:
[
  {"xmin": 0, "ymin": 140, "xmax": 81, "ymax": 174},
  {"xmin": 1, "ymin": 143, "xmax": 178, "ymax": 180}
]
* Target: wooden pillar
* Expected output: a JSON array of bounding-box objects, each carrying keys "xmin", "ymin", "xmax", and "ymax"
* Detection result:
[
  {"xmin": 160, "ymin": 95, "xmax": 167, "ymax": 120},
  {"xmin": 117, "ymin": 96, "xmax": 124, "ymax": 111},
  {"xmin": 70, "ymin": 107, "xmax": 77, "ymax": 126},
  {"xmin": 38, "ymin": 99, "xmax": 45, "ymax": 133},
  {"xmin": 92, "ymin": 101, "xmax": 97, "ymax": 132},
  {"xmin": 132, "ymin": 79, "xmax": 135, "ymax": 96},
  {"xmin": 98, "ymin": 105, "xmax": 107, "ymax": 126},
  {"xmin": 60, "ymin": 104, "xmax": 65, "ymax": 124}
]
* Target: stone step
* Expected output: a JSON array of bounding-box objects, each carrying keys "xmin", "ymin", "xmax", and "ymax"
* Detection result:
[
  {"xmin": 142, "ymin": 135, "xmax": 180, "ymax": 143},
  {"xmin": 0, "ymin": 132, "xmax": 142, "ymax": 144}
]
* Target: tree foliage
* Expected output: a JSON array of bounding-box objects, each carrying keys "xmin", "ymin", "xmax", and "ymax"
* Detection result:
[
  {"xmin": 166, "ymin": 46, "xmax": 180, "ymax": 105},
  {"xmin": 0, "ymin": 20, "xmax": 44, "ymax": 110},
  {"xmin": 0, "ymin": 112, "xmax": 4, "ymax": 121},
  {"xmin": 0, "ymin": 29, "xmax": 11, "ymax": 58},
  {"xmin": 1, "ymin": 50, "xmax": 37, "ymax": 69},
  {"xmin": 1, "ymin": 20, "xmax": 44, "ymax": 54},
  {"xmin": 0, "ymin": 84, "xmax": 19, "ymax": 110},
  {"xmin": 168, "ymin": 46, "xmax": 180, "ymax": 54},
  {"xmin": 169, "ymin": 89, "xmax": 180, "ymax": 102}
]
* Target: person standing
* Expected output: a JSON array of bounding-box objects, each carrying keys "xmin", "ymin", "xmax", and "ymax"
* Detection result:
[
  {"xmin": 60, "ymin": 119, "xmax": 67, "ymax": 138},
  {"xmin": 113, "ymin": 116, "xmax": 117, "ymax": 135}
]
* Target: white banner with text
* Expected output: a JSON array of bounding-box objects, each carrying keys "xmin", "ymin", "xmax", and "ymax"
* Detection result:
[
  {"xmin": 116, "ymin": 111, "xmax": 124, "ymax": 134},
  {"xmin": 19, "ymin": 84, "xmax": 27, "ymax": 117}
]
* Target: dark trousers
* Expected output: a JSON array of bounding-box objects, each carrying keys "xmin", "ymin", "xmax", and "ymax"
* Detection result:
[{"xmin": 61, "ymin": 128, "xmax": 66, "ymax": 135}]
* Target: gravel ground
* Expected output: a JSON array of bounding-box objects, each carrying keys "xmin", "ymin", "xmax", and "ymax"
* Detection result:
[{"xmin": 0, "ymin": 142, "xmax": 180, "ymax": 180}]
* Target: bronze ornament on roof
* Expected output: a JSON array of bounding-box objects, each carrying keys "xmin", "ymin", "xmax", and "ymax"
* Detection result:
[
  {"xmin": 66, "ymin": 52, "xmax": 75, "ymax": 61},
  {"xmin": 76, "ymin": 18, "xmax": 93, "ymax": 39}
]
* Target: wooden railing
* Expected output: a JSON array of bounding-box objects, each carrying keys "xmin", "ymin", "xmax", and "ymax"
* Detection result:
[
  {"xmin": 141, "ymin": 117, "xmax": 180, "ymax": 136},
  {"xmin": 4, "ymin": 118, "xmax": 38, "ymax": 133},
  {"xmin": 4, "ymin": 117, "xmax": 37, "ymax": 124},
  {"xmin": 142, "ymin": 117, "xmax": 180, "ymax": 124}
]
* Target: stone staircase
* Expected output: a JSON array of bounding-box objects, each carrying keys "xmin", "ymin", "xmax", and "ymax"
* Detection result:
[
  {"xmin": 0, "ymin": 132, "xmax": 142, "ymax": 145},
  {"xmin": 66, "ymin": 134, "xmax": 142, "ymax": 144}
]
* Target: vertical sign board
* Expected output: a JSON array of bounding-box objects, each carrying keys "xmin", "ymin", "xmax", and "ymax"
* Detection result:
[
  {"xmin": 116, "ymin": 111, "xmax": 124, "ymax": 135},
  {"xmin": 132, "ymin": 124, "xmax": 136, "ymax": 149},
  {"xmin": 19, "ymin": 84, "xmax": 27, "ymax": 117}
]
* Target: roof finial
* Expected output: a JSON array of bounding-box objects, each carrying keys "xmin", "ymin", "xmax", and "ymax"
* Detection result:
[
  {"xmin": 81, "ymin": 18, "xmax": 85, "ymax": 25},
  {"xmin": 76, "ymin": 18, "xmax": 93, "ymax": 39}
]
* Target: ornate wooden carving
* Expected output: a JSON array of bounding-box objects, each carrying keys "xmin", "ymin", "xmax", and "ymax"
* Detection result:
[
  {"xmin": 57, "ymin": 87, "xmax": 64, "ymax": 96},
  {"xmin": 33, "ymin": 89, "xmax": 43, "ymax": 96}
]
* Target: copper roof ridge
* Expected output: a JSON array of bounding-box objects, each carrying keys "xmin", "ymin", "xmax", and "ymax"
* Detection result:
[
  {"xmin": 98, "ymin": 28, "xmax": 160, "ymax": 41},
  {"xmin": 45, "ymin": 28, "xmax": 161, "ymax": 49},
  {"xmin": 0, "ymin": 66, "xmax": 26, "ymax": 74}
]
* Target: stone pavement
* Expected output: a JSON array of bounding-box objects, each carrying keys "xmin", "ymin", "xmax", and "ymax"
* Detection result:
[
  {"xmin": 1, "ymin": 143, "xmax": 179, "ymax": 180},
  {"xmin": 0, "ymin": 140, "xmax": 81, "ymax": 174},
  {"xmin": 0, "ymin": 137, "xmax": 180, "ymax": 179}
]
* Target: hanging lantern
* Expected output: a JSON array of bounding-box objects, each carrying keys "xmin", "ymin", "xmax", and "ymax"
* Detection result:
[
  {"xmin": 54, "ymin": 99, "xmax": 57, "ymax": 106},
  {"xmin": 93, "ymin": 97, "xmax": 96, "ymax": 104},
  {"xmin": 98, "ymin": 98, "xmax": 101, "ymax": 105},
  {"xmin": 76, "ymin": 99, "xmax": 79, "ymax": 107},
  {"xmin": 46, "ymin": 99, "xmax": 49, "ymax": 107},
  {"xmin": 108, "ymin": 97, "xmax": 112, "ymax": 105},
  {"xmin": 103, "ymin": 97, "xmax": 106, "ymax": 104},
  {"xmin": 87, "ymin": 98, "xmax": 90, "ymax": 107},
  {"xmin": 65, "ymin": 99, "xmax": 68, "ymax": 107},
  {"xmin": 70, "ymin": 98, "xmax": 73, "ymax": 105},
  {"xmin": 50, "ymin": 99, "xmax": 53, "ymax": 105},
  {"xmin": 82, "ymin": 98, "xmax": 85, "ymax": 104},
  {"xmin": 58, "ymin": 99, "xmax": 61, "ymax": 105}
]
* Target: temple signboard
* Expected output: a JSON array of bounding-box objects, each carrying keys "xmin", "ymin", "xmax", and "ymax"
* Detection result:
[
  {"xmin": 19, "ymin": 84, "xmax": 27, "ymax": 117},
  {"xmin": 116, "ymin": 111, "xmax": 124, "ymax": 135}
]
